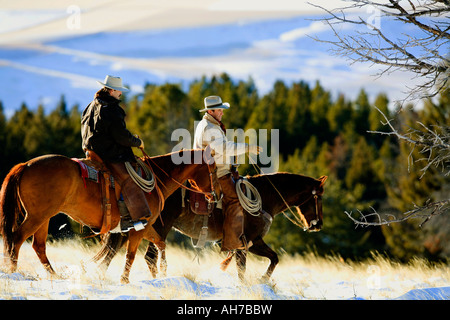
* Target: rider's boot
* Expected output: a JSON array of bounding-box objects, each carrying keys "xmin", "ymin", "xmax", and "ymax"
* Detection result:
[
  {"xmin": 120, "ymin": 177, "xmax": 151, "ymax": 231},
  {"xmin": 219, "ymin": 174, "xmax": 245, "ymax": 251}
]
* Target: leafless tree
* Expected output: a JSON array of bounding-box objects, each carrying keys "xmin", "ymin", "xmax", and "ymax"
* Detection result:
[
  {"xmin": 310, "ymin": 0, "xmax": 449, "ymax": 101},
  {"xmin": 310, "ymin": 1, "xmax": 450, "ymax": 227},
  {"xmin": 343, "ymin": 103, "xmax": 450, "ymax": 226},
  {"xmin": 346, "ymin": 104, "xmax": 450, "ymax": 227}
]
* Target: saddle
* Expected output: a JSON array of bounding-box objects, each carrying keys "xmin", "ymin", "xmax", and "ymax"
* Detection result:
[
  {"xmin": 189, "ymin": 190, "xmax": 215, "ymax": 216},
  {"xmin": 72, "ymin": 150, "xmax": 121, "ymax": 234}
]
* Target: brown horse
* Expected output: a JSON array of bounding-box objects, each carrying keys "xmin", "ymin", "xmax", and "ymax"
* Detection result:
[
  {"xmin": 0, "ymin": 149, "xmax": 221, "ymax": 277},
  {"xmin": 95, "ymin": 173, "xmax": 327, "ymax": 281}
]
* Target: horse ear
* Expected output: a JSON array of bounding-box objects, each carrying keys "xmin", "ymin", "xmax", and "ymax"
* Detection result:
[{"xmin": 318, "ymin": 175, "xmax": 328, "ymax": 187}]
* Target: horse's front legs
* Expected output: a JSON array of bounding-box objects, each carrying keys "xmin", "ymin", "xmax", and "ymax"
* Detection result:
[
  {"xmin": 144, "ymin": 240, "xmax": 167, "ymax": 278},
  {"xmin": 120, "ymin": 230, "xmax": 144, "ymax": 284},
  {"xmin": 156, "ymin": 241, "xmax": 167, "ymax": 276},
  {"xmin": 249, "ymin": 237, "xmax": 279, "ymax": 280}
]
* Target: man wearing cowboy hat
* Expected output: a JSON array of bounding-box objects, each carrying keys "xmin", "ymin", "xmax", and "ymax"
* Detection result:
[
  {"xmin": 194, "ymin": 95, "xmax": 262, "ymax": 251},
  {"xmin": 81, "ymin": 75, "xmax": 150, "ymax": 232}
]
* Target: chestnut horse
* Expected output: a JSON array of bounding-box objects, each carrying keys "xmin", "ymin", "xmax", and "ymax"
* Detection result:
[
  {"xmin": 95, "ymin": 173, "xmax": 327, "ymax": 280},
  {"xmin": 0, "ymin": 149, "xmax": 220, "ymax": 277}
]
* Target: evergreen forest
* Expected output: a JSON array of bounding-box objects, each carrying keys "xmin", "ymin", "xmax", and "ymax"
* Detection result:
[{"xmin": 1, "ymin": 73, "xmax": 449, "ymax": 262}]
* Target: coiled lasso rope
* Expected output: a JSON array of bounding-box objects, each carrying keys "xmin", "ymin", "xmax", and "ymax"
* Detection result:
[
  {"xmin": 125, "ymin": 158, "xmax": 155, "ymax": 193},
  {"xmin": 235, "ymin": 178, "xmax": 262, "ymax": 216}
]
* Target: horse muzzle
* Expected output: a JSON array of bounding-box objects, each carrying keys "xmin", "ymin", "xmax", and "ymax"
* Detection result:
[{"xmin": 307, "ymin": 219, "xmax": 322, "ymax": 232}]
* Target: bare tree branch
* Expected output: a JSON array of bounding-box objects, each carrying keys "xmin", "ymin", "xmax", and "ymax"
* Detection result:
[
  {"xmin": 369, "ymin": 106, "xmax": 450, "ymax": 178},
  {"xmin": 345, "ymin": 198, "xmax": 450, "ymax": 227},
  {"xmin": 310, "ymin": 1, "xmax": 450, "ymax": 228},
  {"xmin": 309, "ymin": 0, "xmax": 450, "ymax": 101},
  {"xmin": 345, "ymin": 105, "xmax": 450, "ymax": 227}
]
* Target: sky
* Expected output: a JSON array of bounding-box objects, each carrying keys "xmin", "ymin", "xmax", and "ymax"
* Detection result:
[{"xmin": 0, "ymin": 0, "xmax": 427, "ymax": 117}]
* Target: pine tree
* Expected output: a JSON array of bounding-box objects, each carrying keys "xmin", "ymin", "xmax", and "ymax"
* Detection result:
[
  {"xmin": 5, "ymin": 103, "xmax": 33, "ymax": 164},
  {"xmin": 352, "ymin": 89, "xmax": 371, "ymax": 135},
  {"xmin": 327, "ymin": 93, "xmax": 352, "ymax": 134},
  {"xmin": 0, "ymin": 102, "xmax": 7, "ymax": 180},
  {"xmin": 129, "ymin": 83, "xmax": 191, "ymax": 155},
  {"xmin": 345, "ymin": 136, "xmax": 384, "ymax": 200},
  {"xmin": 24, "ymin": 105, "xmax": 50, "ymax": 157},
  {"xmin": 381, "ymin": 95, "xmax": 450, "ymax": 261}
]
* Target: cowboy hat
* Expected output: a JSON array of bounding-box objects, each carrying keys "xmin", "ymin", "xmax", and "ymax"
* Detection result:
[
  {"xmin": 97, "ymin": 75, "xmax": 129, "ymax": 92},
  {"xmin": 199, "ymin": 95, "xmax": 230, "ymax": 112}
]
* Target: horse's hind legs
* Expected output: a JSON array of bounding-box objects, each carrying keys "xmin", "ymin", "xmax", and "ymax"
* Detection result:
[
  {"xmin": 5, "ymin": 241, "xmax": 20, "ymax": 273},
  {"xmin": 144, "ymin": 242, "xmax": 159, "ymax": 278},
  {"xmin": 6, "ymin": 217, "xmax": 53, "ymax": 274},
  {"xmin": 236, "ymin": 250, "xmax": 247, "ymax": 282},
  {"xmin": 32, "ymin": 222, "xmax": 56, "ymax": 274}
]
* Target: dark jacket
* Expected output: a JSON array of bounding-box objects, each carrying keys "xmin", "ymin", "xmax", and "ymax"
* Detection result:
[{"xmin": 81, "ymin": 93, "xmax": 141, "ymax": 163}]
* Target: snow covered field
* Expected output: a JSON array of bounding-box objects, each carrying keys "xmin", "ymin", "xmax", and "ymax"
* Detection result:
[{"xmin": 0, "ymin": 239, "xmax": 448, "ymax": 300}]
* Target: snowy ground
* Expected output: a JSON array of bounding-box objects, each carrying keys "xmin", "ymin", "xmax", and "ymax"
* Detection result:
[{"xmin": 0, "ymin": 239, "xmax": 448, "ymax": 300}]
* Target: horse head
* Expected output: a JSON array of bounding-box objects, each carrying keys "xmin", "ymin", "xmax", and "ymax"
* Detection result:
[
  {"xmin": 187, "ymin": 146, "xmax": 222, "ymax": 203},
  {"xmin": 294, "ymin": 175, "xmax": 327, "ymax": 232}
]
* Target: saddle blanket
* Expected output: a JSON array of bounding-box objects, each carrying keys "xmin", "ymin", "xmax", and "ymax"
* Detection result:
[
  {"xmin": 72, "ymin": 158, "xmax": 115, "ymax": 189},
  {"xmin": 72, "ymin": 158, "xmax": 147, "ymax": 188}
]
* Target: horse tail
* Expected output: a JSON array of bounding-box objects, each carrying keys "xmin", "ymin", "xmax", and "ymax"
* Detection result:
[
  {"xmin": 91, "ymin": 232, "xmax": 128, "ymax": 263},
  {"xmin": 0, "ymin": 162, "xmax": 27, "ymax": 256}
]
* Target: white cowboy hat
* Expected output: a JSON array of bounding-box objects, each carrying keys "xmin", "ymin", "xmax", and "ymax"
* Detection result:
[
  {"xmin": 97, "ymin": 75, "xmax": 129, "ymax": 92},
  {"xmin": 199, "ymin": 95, "xmax": 230, "ymax": 112}
]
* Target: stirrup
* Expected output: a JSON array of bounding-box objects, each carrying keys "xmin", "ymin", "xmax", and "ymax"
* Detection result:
[
  {"xmin": 120, "ymin": 219, "xmax": 135, "ymax": 233},
  {"xmin": 238, "ymin": 235, "xmax": 253, "ymax": 251},
  {"xmin": 133, "ymin": 219, "xmax": 148, "ymax": 231}
]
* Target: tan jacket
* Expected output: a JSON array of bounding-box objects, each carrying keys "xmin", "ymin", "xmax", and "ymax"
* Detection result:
[{"xmin": 193, "ymin": 113, "xmax": 248, "ymax": 178}]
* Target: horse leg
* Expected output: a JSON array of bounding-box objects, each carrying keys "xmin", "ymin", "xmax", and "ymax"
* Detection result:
[
  {"xmin": 120, "ymin": 230, "xmax": 143, "ymax": 284},
  {"xmin": 31, "ymin": 221, "xmax": 55, "ymax": 274},
  {"xmin": 99, "ymin": 248, "xmax": 116, "ymax": 272},
  {"xmin": 249, "ymin": 237, "xmax": 279, "ymax": 280},
  {"xmin": 235, "ymin": 250, "xmax": 247, "ymax": 282},
  {"xmin": 97, "ymin": 234, "xmax": 128, "ymax": 272},
  {"xmin": 8, "ymin": 216, "xmax": 48, "ymax": 272},
  {"xmin": 144, "ymin": 240, "xmax": 167, "ymax": 278},
  {"xmin": 155, "ymin": 241, "xmax": 167, "ymax": 277},
  {"xmin": 144, "ymin": 242, "xmax": 159, "ymax": 278}
]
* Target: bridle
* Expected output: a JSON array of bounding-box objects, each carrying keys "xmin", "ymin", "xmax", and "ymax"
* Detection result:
[
  {"xmin": 309, "ymin": 189, "xmax": 321, "ymax": 228},
  {"xmin": 289, "ymin": 188, "xmax": 322, "ymax": 231},
  {"xmin": 187, "ymin": 165, "xmax": 222, "ymax": 203},
  {"xmin": 258, "ymin": 171, "xmax": 323, "ymax": 231}
]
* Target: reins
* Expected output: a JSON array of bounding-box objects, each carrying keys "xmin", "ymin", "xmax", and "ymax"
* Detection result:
[
  {"xmin": 248, "ymin": 156, "xmax": 320, "ymax": 231},
  {"xmin": 141, "ymin": 148, "xmax": 220, "ymax": 203}
]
